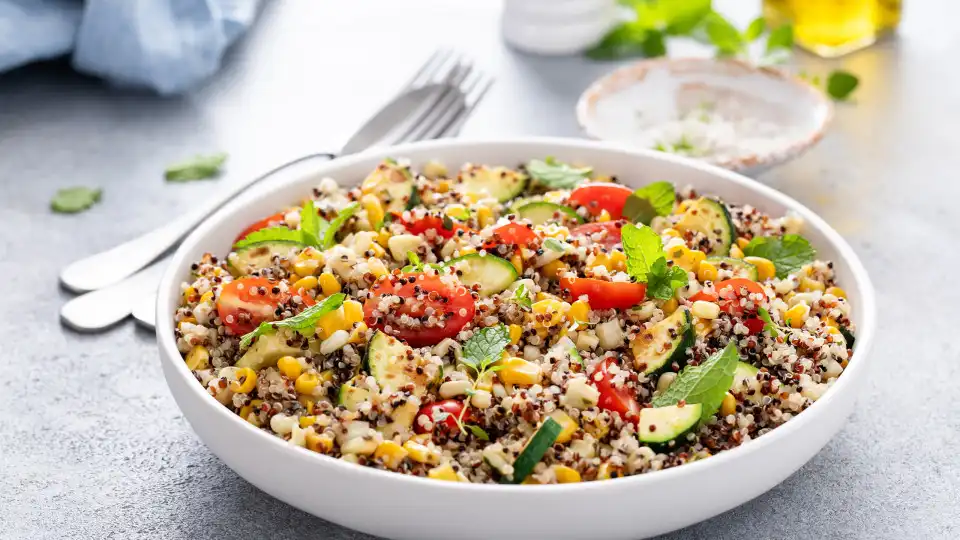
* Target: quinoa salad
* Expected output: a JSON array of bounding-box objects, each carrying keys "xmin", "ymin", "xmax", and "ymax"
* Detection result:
[{"xmin": 174, "ymin": 156, "xmax": 857, "ymax": 485}]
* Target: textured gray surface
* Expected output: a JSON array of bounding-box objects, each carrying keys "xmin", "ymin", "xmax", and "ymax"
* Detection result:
[{"xmin": 1, "ymin": 1, "xmax": 958, "ymax": 539}]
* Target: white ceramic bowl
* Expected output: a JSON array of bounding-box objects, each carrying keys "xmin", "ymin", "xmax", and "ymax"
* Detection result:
[
  {"xmin": 157, "ymin": 138, "xmax": 875, "ymax": 540},
  {"xmin": 576, "ymin": 58, "xmax": 834, "ymax": 176}
]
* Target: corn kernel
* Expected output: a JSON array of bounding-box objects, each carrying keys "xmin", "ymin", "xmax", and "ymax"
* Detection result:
[
  {"xmin": 277, "ymin": 356, "xmax": 302, "ymax": 379},
  {"xmin": 318, "ymin": 272, "xmax": 341, "ymax": 296},
  {"xmin": 666, "ymin": 245, "xmax": 706, "ymax": 272},
  {"xmin": 509, "ymin": 324, "xmax": 523, "ymax": 345},
  {"xmin": 177, "ymin": 316, "xmax": 198, "ymax": 329},
  {"xmin": 784, "ymin": 302, "xmax": 810, "ymax": 328},
  {"xmin": 370, "ymin": 242, "xmax": 386, "ymax": 258},
  {"xmin": 662, "ymin": 297, "xmax": 679, "ymax": 315},
  {"xmin": 403, "ymin": 440, "xmax": 441, "ymax": 465},
  {"xmin": 376, "ymin": 229, "xmax": 391, "ymax": 248},
  {"xmin": 443, "ymin": 203, "xmax": 468, "ymax": 219},
  {"xmin": 720, "ymin": 392, "xmax": 736, "ymax": 417},
  {"xmin": 549, "ymin": 410, "xmax": 579, "ymax": 444},
  {"xmin": 316, "ymin": 307, "xmax": 346, "ymax": 340},
  {"xmin": 436, "ymin": 179, "xmax": 451, "ymax": 193},
  {"xmin": 374, "ymin": 441, "xmax": 409, "ymax": 469},
  {"xmin": 361, "ymin": 193, "xmax": 385, "ymax": 228},
  {"xmin": 662, "ymin": 228, "xmax": 680, "ymax": 238},
  {"xmin": 306, "ymin": 432, "xmax": 334, "ymax": 453},
  {"xmin": 743, "ymin": 256, "xmax": 775, "ymax": 281},
  {"xmin": 498, "ymin": 357, "xmax": 542, "ymax": 386},
  {"xmin": 697, "ymin": 260, "xmax": 718, "ymax": 282},
  {"xmin": 295, "ymin": 372, "xmax": 319, "ymax": 394},
  {"xmin": 318, "ymin": 369, "xmax": 335, "ymax": 385},
  {"xmin": 729, "ymin": 245, "xmax": 744, "ymax": 259},
  {"xmin": 568, "ymin": 300, "xmax": 590, "ymax": 324},
  {"xmin": 597, "ymin": 209, "xmax": 612, "ymax": 222},
  {"xmin": 299, "ymin": 416, "xmax": 316, "ymax": 428},
  {"xmin": 185, "ymin": 346, "xmax": 210, "ymax": 370},
  {"xmin": 348, "ymin": 322, "xmax": 368, "ymax": 344},
  {"xmin": 554, "ymin": 465, "xmax": 582, "ymax": 484},
  {"xmin": 736, "ymin": 237, "xmax": 750, "ymax": 249},
  {"xmin": 367, "ymin": 258, "xmax": 389, "ymax": 279},
  {"xmin": 541, "ymin": 260, "xmax": 568, "ymax": 280},
  {"xmin": 182, "ymin": 286, "xmax": 197, "ymax": 304},
  {"xmin": 799, "ymin": 277, "xmax": 825, "ymax": 292},
  {"xmin": 825, "ymin": 286, "xmax": 847, "ymax": 299},
  {"xmin": 299, "ymin": 398, "xmax": 315, "ymax": 413},
  {"xmin": 292, "ymin": 276, "xmax": 318, "ymax": 292},
  {"xmin": 510, "ymin": 253, "xmax": 523, "ymax": 275},
  {"xmin": 293, "ymin": 259, "xmax": 319, "ymax": 277},
  {"xmin": 692, "ymin": 300, "xmax": 721, "ymax": 320},
  {"xmin": 199, "ymin": 291, "xmax": 214, "ymax": 304},
  {"xmin": 532, "ymin": 299, "xmax": 566, "ymax": 327},
  {"xmin": 229, "ymin": 367, "xmax": 257, "ymax": 393},
  {"xmin": 427, "ymin": 463, "xmax": 462, "ymax": 482},
  {"xmin": 596, "ymin": 462, "xmax": 622, "ymax": 480}
]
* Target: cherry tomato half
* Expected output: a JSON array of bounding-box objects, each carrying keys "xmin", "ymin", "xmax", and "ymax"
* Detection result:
[
  {"xmin": 592, "ymin": 358, "xmax": 640, "ymax": 423},
  {"xmin": 743, "ymin": 317, "xmax": 765, "ymax": 335},
  {"xmin": 483, "ymin": 222, "xmax": 539, "ymax": 249},
  {"xmin": 569, "ymin": 220, "xmax": 625, "ymax": 249},
  {"xmin": 363, "ymin": 273, "xmax": 476, "ymax": 347},
  {"xmin": 414, "ymin": 400, "xmax": 471, "ymax": 435},
  {"xmin": 690, "ymin": 278, "xmax": 764, "ymax": 316},
  {"xmin": 216, "ymin": 277, "xmax": 315, "ymax": 335},
  {"xmin": 401, "ymin": 215, "xmax": 468, "ymax": 240},
  {"xmin": 235, "ymin": 212, "xmax": 287, "ymax": 243},
  {"xmin": 568, "ymin": 183, "xmax": 634, "ymax": 220},
  {"xmin": 560, "ymin": 277, "xmax": 647, "ymax": 310}
]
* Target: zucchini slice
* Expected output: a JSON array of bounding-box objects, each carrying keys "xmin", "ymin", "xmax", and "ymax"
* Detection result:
[
  {"xmin": 227, "ymin": 241, "xmax": 302, "ymax": 276},
  {"xmin": 445, "ymin": 253, "xmax": 518, "ymax": 297},
  {"xmin": 361, "ymin": 159, "xmax": 417, "ymax": 212},
  {"xmin": 514, "ymin": 201, "xmax": 584, "ymax": 225},
  {"xmin": 637, "ymin": 403, "xmax": 703, "ymax": 445},
  {"xmin": 364, "ymin": 331, "xmax": 431, "ymax": 396},
  {"xmin": 732, "ymin": 361, "xmax": 761, "ymax": 401},
  {"xmin": 631, "ymin": 308, "xmax": 695, "ymax": 375},
  {"xmin": 236, "ymin": 329, "xmax": 319, "ymax": 371},
  {"xmin": 503, "ymin": 417, "xmax": 562, "ymax": 484},
  {"xmin": 675, "ymin": 198, "xmax": 735, "ymax": 256},
  {"xmin": 337, "ymin": 376, "xmax": 372, "ymax": 412},
  {"xmin": 706, "ymin": 257, "xmax": 759, "ymax": 281},
  {"xmin": 460, "ymin": 165, "xmax": 527, "ymax": 203},
  {"xmin": 838, "ymin": 326, "xmax": 856, "ymax": 349}
]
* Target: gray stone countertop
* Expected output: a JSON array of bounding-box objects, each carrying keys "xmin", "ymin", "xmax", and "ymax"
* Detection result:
[{"xmin": 1, "ymin": 1, "xmax": 957, "ymax": 538}]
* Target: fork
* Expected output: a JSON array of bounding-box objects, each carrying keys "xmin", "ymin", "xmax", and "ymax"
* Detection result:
[{"xmin": 60, "ymin": 56, "xmax": 494, "ymax": 332}]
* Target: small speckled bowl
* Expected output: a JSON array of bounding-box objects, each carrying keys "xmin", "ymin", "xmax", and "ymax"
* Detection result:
[{"xmin": 576, "ymin": 58, "xmax": 833, "ymax": 175}]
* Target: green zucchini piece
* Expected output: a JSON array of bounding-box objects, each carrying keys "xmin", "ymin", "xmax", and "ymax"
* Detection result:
[
  {"xmin": 631, "ymin": 308, "xmax": 694, "ymax": 375},
  {"xmin": 706, "ymin": 257, "xmax": 759, "ymax": 281},
  {"xmin": 236, "ymin": 329, "xmax": 319, "ymax": 371},
  {"xmin": 675, "ymin": 198, "xmax": 735, "ymax": 256},
  {"xmin": 514, "ymin": 201, "xmax": 584, "ymax": 225},
  {"xmin": 637, "ymin": 403, "xmax": 703, "ymax": 445},
  {"xmin": 364, "ymin": 331, "xmax": 431, "ymax": 396},
  {"xmin": 503, "ymin": 417, "xmax": 562, "ymax": 484},
  {"xmin": 445, "ymin": 253, "xmax": 519, "ymax": 297},
  {"xmin": 460, "ymin": 165, "xmax": 527, "ymax": 203},
  {"xmin": 838, "ymin": 326, "xmax": 856, "ymax": 349},
  {"xmin": 337, "ymin": 377, "xmax": 372, "ymax": 412},
  {"xmin": 361, "ymin": 159, "xmax": 417, "ymax": 212},
  {"xmin": 732, "ymin": 361, "xmax": 761, "ymax": 402},
  {"xmin": 227, "ymin": 241, "xmax": 302, "ymax": 276}
]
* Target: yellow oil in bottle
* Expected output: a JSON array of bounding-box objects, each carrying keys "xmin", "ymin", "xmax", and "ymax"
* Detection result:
[{"xmin": 762, "ymin": 0, "xmax": 902, "ymax": 58}]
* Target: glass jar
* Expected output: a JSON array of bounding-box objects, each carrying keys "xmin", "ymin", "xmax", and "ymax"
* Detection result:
[{"xmin": 762, "ymin": 0, "xmax": 902, "ymax": 58}]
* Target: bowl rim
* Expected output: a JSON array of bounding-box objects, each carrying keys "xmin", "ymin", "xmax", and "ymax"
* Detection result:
[
  {"xmin": 574, "ymin": 57, "xmax": 835, "ymax": 172},
  {"xmin": 156, "ymin": 136, "xmax": 875, "ymax": 494}
]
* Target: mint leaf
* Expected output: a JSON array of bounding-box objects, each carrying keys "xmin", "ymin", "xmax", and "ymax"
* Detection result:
[
  {"xmin": 652, "ymin": 342, "xmax": 739, "ymax": 421},
  {"xmin": 703, "ymin": 12, "xmax": 745, "ymax": 57},
  {"xmin": 570, "ymin": 347, "xmax": 584, "ymax": 367},
  {"xmin": 765, "ymin": 23, "xmax": 794, "ymax": 51},
  {"xmin": 165, "ymin": 153, "xmax": 227, "ymax": 182},
  {"xmin": 645, "ymin": 258, "xmax": 689, "ymax": 300},
  {"xmin": 465, "ymin": 424, "xmax": 490, "ymax": 441},
  {"xmin": 526, "ymin": 157, "xmax": 592, "ymax": 189},
  {"xmin": 300, "ymin": 200, "xmax": 323, "ymax": 244},
  {"xmin": 320, "ymin": 203, "xmax": 358, "ymax": 250},
  {"xmin": 512, "ymin": 284, "xmax": 532, "ymax": 311},
  {"xmin": 622, "ymin": 181, "xmax": 675, "ymax": 224},
  {"xmin": 744, "ymin": 16, "xmax": 766, "ymax": 41},
  {"xmin": 621, "ymin": 223, "xmax": 664, "ymax": 282},
  {"xmin": 743, "ymin": 234, "xmax": 815, "ymax": 279},
  {"xmin": 233, "ymin": 226, "xmax": 306, "ymax": 250},
  {"xmin": 827, "ymin": 70, "xmax": 859, "ymax": 101},
  {"xmin": 461, "ymin": 325, "xmax": 511, "ymax": 374},
  {"xmin": 51, "ymin": 186, "xmax": 102, "ymax": 214},
  {"xmin": 586, "ymin": 22, "xmax": 656, "ymax": 60},
  {"xmin": 239, "ymin": 292, "xmax": 346, "ymax": 349},
  {"xmin": 757, "ymin": 307, "xmax": 780, "ymax": 337}
]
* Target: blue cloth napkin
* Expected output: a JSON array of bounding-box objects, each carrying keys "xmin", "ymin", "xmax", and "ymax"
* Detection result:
[{"xmin": 0, "ymin": 0, "xmax": 259, "ymax": 94}]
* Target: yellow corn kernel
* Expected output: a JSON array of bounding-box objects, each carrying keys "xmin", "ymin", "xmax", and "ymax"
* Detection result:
[
  {"xmin": 532, "ymin": 299, "xmax": 566, "ymax": 327},
  {"xmin": 697, "ymin": 260, "xmax": 718, "ymax": 282},
  {"xmin": 784, "ymin": 302, "xmax": 810, "ymax": 328},
  {"xmin": 597, "ymin": 209, "xmax": 612, "ymax": 222},
  {"xmin": 341, "ymin": 301, "xmax": 363, "ymax": 324},
  {"xmin": 443, "ymin": 203, "xmax": 468, "ymax": 219},
  {"xmin": 541, "ymin": 260, "xmax": 568, "ymax": 280},
  {"xmin": 299, "ymin": 416, "xmax": 316, "ymax": 428},
  {"xmin": 318, "ymin": 369, "xmax": 336, "ymax": 384},
  {"xmin": 299, "ymin": 398, "xmax": 315, "ymax": 413},
  {"xmin": 662, "ymin": 228, "xmax": 680, "ymax": 238},
  {"xmin": 374, "ymin": 441, "xmax": 409, "ymax": 469},
  {"xmin": 736, "ymin": 237, "xmax": 750, "ymax": 249},
  {"xmin": 229, "ymin": 367, "xmax": 257, "ymax": 393},
  {"xmin": 510, "ymin": 253, "xmax": 523, "ymax": 275},
  {"xmin": 376, "ymin": 229, "xmax": 391, "ymax": 248},
  {"xmin": 676, "ymin": 199, "xmax": 693, "ymax": 213},
  {"xmin": 316, "ymin": 307, "xmax": 347, "ymax": 339},
  {"xmin": 720, "ymin": 392, "xmax": 736, "ymax": 417},
  {"xmin": 744, "ymin": 256, "xmax": 775, "ymax": 281},
  {"xmin": 348, "ymin": 322, "xmax": 369, "ymax": 344},
  {"xmin": 568, "ymin": 300, "xmax": 590, "ymax": 324},
  {"xmin": 293, "ymin": 259, "xmax": 320, "ymax": 277},
  {"xmin": 498, "ymin": 357, "xmax": 542, "ymax": 386},
  {"xmin": 182, "ymin": 286, "xmax": 196, "ymax": 304},
  {"xmin": 277, "ymin": 356, "xmax": 302, "ymax": 379},
  {"xmin": 549, "ymin": 410, "xmax": 579, "ymax": 444},
  {"xmin": 306, "ymin": 432, "xmax": 334, "ymax": 453},
  {"xmin": 799, "ymin": 277, "xmax": 825, "ymax": 292},
  {"xmin": 522, "ymin": 477, "xmax": 541, "ymax": 485},
  {"xmin": 369, "ymin": 242, "xmax": 386, "ymax": 258},
  {"xmin": 825, "ymin": 286, "xmax": 847, "ymax": 299},
  {"xmin": 238, "ymin": 404, "xmax": 255, "ymax": 421},
  {"xmin": 536, "ymin": 291, "xmax": 562, "ymax": 302},
  {"xmin": 476, "ymin": 206, "xmax": 494, "ymax": 228},
  {"xmin": 554, "ymin": 465, "xmax": 582, "ymax": 484},
  {"xmin": 411, "ymin": 433, "xmax": 432, "ymax": 445},
  {"xmin": 318, "ymin": 272, "xmax": 341, "ymax": 296},
  {"xmin": 509, "ymin": 324, "xmax": 523, "ymax": 345},
  {"xmin": 368, "ymin": 258, "xmax": 389, "ymax": 279},
  {"xmin": 295, "ymin": 372, "xmax": 320, "ymax": 394},
  {"xmin": 361, "ymin": 193, "xmax": 385, "ymax": 228},
  {"xmin": 199, "ymin": 291, "xmax": 214, "ymax": 304},
  {"xmin": 436, "ymin": 179, "xmax": 451, "ymax": 193},
  {"xmin": 662, "ymin": 297, "xmax": 679, "ymax": 315},
  {"xmin": 666, "ymin": 245, "xmax": 706, "ymax": 272},
  {"xmin": 292, "ymin": 276, "xmax": 318, "ymax": 292},
  {"xmin": 185, "ymin": 345, "xmax": 210, "ymax": 370},
  {"xmin": 729, "ymin": 245, "xmax": 744, "ymax": 259},
  {"xmin": 403, "ymin": 440, "xmax": 441, "ymax": 465},
  {"xmin": 427, "ymin": 463, "xmax": 462, "ymax": 482},
  {"xmin": 595, "ymin": 462, "xmax": 621, "ymax": 480},
  {"xmin": 177, "ymin": 316, "xmax": 198, "ymax": 330}
]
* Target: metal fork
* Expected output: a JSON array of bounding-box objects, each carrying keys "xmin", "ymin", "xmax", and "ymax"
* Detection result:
[{"xmin": 60, "ymin": 57, "xmax": 494, "ymax": 332}]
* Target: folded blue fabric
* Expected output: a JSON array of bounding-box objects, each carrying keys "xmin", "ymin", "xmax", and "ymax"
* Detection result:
[{"xmin": 0, "ymin": 0, "xmax": 259, "ymax": 94}]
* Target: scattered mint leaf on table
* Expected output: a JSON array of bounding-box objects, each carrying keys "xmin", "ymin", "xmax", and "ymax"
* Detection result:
[
  {"xmin": 239, "ymin": 293, "xmax": 346, "ymax": 349},
  {"xmin": 652, "ymin": 342, "xmax": 739, "ymax": 421},
  {"xmin": 703, "ymin": 11, "xmax": 746, "ymax": 57},
  {"xmin": 743, "ymin": 234, "xmax": 816, "ymax": 279},
  {"xmin": 827, "ymin": 70, "xmax": 859, "ymax": 101},
  {"xmin": 622, "ymin": 181, "xmax": 676, "ymax": 224},
  {"xmin": 526, "ymin": 157, "xmax": 592, "ymax": 189},
  {"xmin": 744, "ymin": 16, "xmax": 767, "ymax": 42},
  {"xmin": 164, "ymin": 153, "xmax": 227, "ymax": 182},
  {"xmin": 51, "ymin": 187, "xmax": 102, "ymax": 214}
]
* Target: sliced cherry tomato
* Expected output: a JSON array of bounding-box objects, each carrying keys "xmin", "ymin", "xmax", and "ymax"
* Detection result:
[
  {"xmin": 414, "ymin": 400, "xmax": 470, "ymax": 435},
  {"xmin": 743, "ymin": 317, "xmax": 765, "ymax": 335},
  {"xmin": 560, "ymin": 277, "xmax": 647, "ymax": 310},
  {"xmin": 363, "ymin": 273, "xmax": 476, "ymax": 347},
  {"xmin": 688, "ymin": 290, "xmax": 719, "ymax": 304},
  {"xmin": 235, "ymin": 212, "xmax": 287, "ymax": 243},
  {"xmin": 716, "ymin": 278, "xmax": 765, "ymax": 315},
  {"xmin": 483, "ymin": 222, "xmax": 539, "ymax": 249},
  {"xmin": 217, "ymin": 277, "xmax": 285, "ymax": 335},
  {"xmin": 569, "ymin": 220, "xmax": 625, "ymax": 249},
  {"xmin": 401, "ymin": 215, "xmax": 467, "ymax": 239},
  {"xmin": 592, "ymin": 358, "xmax": 640, "ymax": 423},
  {"xmin": 568, "ymin": 183, "xmax": 634, "ymax": 220}
]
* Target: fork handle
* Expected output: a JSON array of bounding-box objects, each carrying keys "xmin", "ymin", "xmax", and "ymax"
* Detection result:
[{"xmin": 59, "ymin": 152, "xmax": 337, "ymax": 293}]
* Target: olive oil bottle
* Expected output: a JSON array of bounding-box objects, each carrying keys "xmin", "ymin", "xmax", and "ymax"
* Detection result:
[{"xmin": 762, "ymin": 0, "xmax": 902, "ymax": 58}]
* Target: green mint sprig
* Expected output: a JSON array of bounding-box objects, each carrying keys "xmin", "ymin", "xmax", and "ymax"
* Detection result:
[
  {"xmin": 743, "ymin": 234, "xmax": 815, "ymax": 279},
  {"xmin": 233, "ymin": 201, "xmax": 359, "ymax": 251},
  {"xmin": 622, "ymin": 181, "xmax": 676, "ymax": 224},
  {"xmin": 652, "ymin": 342, "xmax": 739, "ymax": 421},
  {"xmin": 526, "ymin": 157, "xmax": 592, "ymax": 189},
  {"xmin": 621, "ymin": 223, "xmax": 689, "ymax": 301},
  {"xmin": 238, "ymin": 292, "xmax": 346, "ymax": 349},
  {"xmin": 757, "ymin": 307, "xmax": 781, "ymax": 337},
  {"xmin": 512, "ymin": 283, "xmax": 532, "ymax": 311}
]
